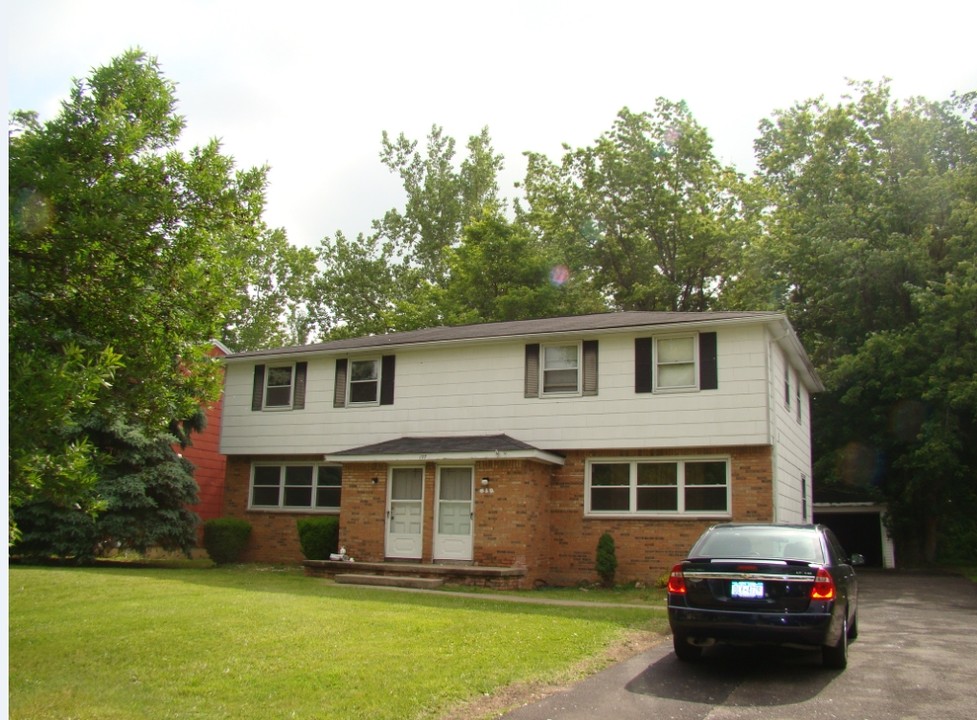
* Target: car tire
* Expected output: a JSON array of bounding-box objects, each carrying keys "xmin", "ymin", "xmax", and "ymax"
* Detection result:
[
  {"xmin": 822, "ymin": 616, "xmax": 849, "ymax": 670},
  {"xmin": 847, "ymin": 609, "xmax": 859, "ymax": 641},
  {"xmin": 673, "ymin": 633, "xmax": 703, "ymax": 662}
]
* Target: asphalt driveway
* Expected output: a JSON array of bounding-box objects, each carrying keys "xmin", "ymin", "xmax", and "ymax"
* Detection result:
[{"xmin": 501, "ymin": 570, "xmax": 977, "ymax": 720}]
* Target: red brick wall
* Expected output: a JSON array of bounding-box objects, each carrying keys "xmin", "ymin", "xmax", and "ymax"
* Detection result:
[
  {"xmin": 471, "ymin": 459, "xmax": 551, "ymax": 585},
  {"xmin": 221, "ymin": 445, "xmax": 773, "ymax": 581},
  {"xmin": 338, "ymin": 460, "xmax": 551, "ymax": 588},
  {"xmin": 339, "ymin": 462, "xmax": 389, "ymax": 562},
  {"xmin": 546, "ymin": 446, "xmax": 774, "ymax": 586},
  {"xmin": 223, "ymin": 456, "xmax": 336, "ymax": 563}
]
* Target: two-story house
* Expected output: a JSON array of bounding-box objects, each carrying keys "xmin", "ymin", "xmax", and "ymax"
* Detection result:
[{"xmin": 218, "ymin": 311, "xmax": 823, "ymax": 586}]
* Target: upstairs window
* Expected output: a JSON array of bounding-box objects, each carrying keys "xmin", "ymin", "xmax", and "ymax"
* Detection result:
[
  {"xmin": 656, "ymin": 336, "xmax": 697, "ymax": 390},
  {"xmin": 635, "ymin": 333, "xmax": 717, "ymax": 394},
  {"xmin": 265, "ymin": 365, "xmax": 295, "ymax": 408},
  {"xmin": 251, "ymin": 362, "xmax": 307, "ymax": 411},
  {"xmin": 785, "ymin": 364, "xmax": 792, "ymax": 409},
  {"xmin": 349, "ymin": 358, "xmax": 380, "ymax": 404},
  {"xmin": 525, "ymin": 341, "xmax": 598, "ymax": 398},
  {"xmin": 542, "ymin": 344, "xmax": 580, "ymax": 394},
  {"xmin": 333, "ymin": 356, "xmax": 396, "ymax": 407}
]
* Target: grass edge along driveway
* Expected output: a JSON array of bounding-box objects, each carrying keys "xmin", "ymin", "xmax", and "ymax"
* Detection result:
[{"xmin": 8, "ymin": 566, "xmax": 666, "ymax": 720}]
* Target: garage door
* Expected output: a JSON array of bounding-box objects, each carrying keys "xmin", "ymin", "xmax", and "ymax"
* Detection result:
[{"xmin": 814, "ymin": 511, "xmax": 884, "ymax": 567}]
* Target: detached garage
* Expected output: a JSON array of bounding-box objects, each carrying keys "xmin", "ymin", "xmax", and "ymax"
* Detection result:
[{"xmin": 814, "ymin": 500, "xmax": 896, "ymax": 569}]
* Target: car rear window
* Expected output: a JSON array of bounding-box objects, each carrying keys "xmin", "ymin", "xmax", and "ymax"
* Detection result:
[{"xmin": 691, "ymin": 527, "xmax": 824, "ymax": 563}]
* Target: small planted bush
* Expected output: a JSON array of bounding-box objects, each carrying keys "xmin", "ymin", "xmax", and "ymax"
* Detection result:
[
  {"xmin": 202, "ymin": 518, "xmax": 251, "ymax": 565},
  {"xmin": 596, "ymin": 532, "xmax": 618, "ymax": 588},
  {"xmin": 297, "ymin": 516, "xmax": 340, "ymax": 560}
]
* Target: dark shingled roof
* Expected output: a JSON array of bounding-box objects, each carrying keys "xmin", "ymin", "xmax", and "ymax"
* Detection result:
[
  {"xmin": 227, "ymin": 310, "xmax": 782, "ymax": 360},
  {"xmin": 330, "ymin": 434, "xmax": 542, "ymax": 457}
]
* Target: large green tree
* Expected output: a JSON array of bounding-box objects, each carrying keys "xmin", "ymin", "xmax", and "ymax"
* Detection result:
[
  {"xmin": 745, "ymin": 82, "xmax": 977, "ymax": 562},
  {"xmin": 222, "ymin": 226, "xmax": 319, "ymax": 350},
  {"xmin": 8, "ymin": 50, "xmax": 269, "ymax": 546},
  {"xmin": 519, "ymin": 103, "xmax": 753, "ymax": 311},
  {"xmin": 313, "ymin": 125, "xmax": 515, "ymax": 337},
  {"xmin": 439, "ymin": 208, "xmax": 602, "ymax": 325}
]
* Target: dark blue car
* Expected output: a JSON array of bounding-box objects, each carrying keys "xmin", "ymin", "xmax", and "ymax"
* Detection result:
[{"xmin": 667, "ymin": 523, "xmax": 863, "ymax": 669}]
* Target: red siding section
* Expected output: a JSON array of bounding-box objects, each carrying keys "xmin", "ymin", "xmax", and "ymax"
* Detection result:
[{"xmin": 183, "ymin": 344, "xmax": 228, "ymax": 524}]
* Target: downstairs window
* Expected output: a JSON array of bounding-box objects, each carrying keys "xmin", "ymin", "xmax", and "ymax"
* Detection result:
[{"xmin": 586, "ymin": 457, "xmax": 729, "ymax": 517}]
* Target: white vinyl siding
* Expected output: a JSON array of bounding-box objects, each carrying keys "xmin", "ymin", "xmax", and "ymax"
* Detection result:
[
  {"xmin": 221, "ymin": 325, "xmax": 782, "ymax": 455},
  {"xmin": 770, "ymin": 340, "xmax": 815, "ymax": 522}
]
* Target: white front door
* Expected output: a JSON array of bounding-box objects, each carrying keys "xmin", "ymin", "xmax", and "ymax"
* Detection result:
[
  {"xmin": 386, "ymin": 467, "xmax": 424, "ymax": 559},
  {"xmin": 434, "ymin": 466, "xmax": 474, "ymax": 562}
]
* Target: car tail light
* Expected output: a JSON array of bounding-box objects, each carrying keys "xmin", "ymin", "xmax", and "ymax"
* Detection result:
[
  {"xmin": 810, "ymin": 567, "xmax": 836, "ymax": 600},
  {"xmin": 667, "ymin": 564, "xmax": 687, "ymax": 594}
]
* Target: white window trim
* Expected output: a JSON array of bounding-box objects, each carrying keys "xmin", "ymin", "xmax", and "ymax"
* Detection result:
[
  {"xmin": 348, "ymin": 357, "xmax": 381, "ymax": 407},
  {"xmin": 654, "ymin": 335, "xmax": 699, "ymax": 393},
  {"xmin": 540, "ymin": 341, "xmax": 582, "ymax": 396},
  {"xmin": 248, "ymin": 462, "xmax": 342, "ymax": 513},
  {"xmin": 584, "ymin": 456, "xmax": 731, "ymax": 518},
  {"xmin": 264, "ymin": 363, "xmax": 296, "ymax": 410}
]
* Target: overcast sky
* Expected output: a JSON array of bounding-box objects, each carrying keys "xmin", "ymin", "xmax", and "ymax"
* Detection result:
[{"xmin": 7, "ymin": 0, "xmax": 976, "ymax": 248}]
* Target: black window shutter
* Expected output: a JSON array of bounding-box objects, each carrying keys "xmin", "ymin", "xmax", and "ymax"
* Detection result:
[
  {"xmin": 333, "ymin": 359, "xmax": 348, "ymax": 408},
  {"xmin": 251, "ymin": 364, "xmax": 266, "ymax": 411},
  {"xmin": 524, "ymin": 344, "xmax": 540, "ymax": 398},
  {"xmin": 380, "ymin": 355, "xmax": 396, "ymax": 405},
  {"xmin": 293, "ymin": 362, "xmax": 308, "ymax": 409},
  {"xmin": 634, "ymin": 338, "xmax": 652, "ymax": 393},
  {"xmin": 582, "ymin": 340, "xmax": 599, "ymax": 396},
  {"xmin": 699, "ymin": 332, "xmax": 718, "ymax": 390}
]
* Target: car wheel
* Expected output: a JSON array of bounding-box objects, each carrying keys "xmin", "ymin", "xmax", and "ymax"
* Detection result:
[
  {"xmin": 673, "ymin": 633, "xmax": 703, "ymax": 662},
  {"xmin": 847, "ymin": 609, "xmax": 858, "ymax": 641},
  {"xmin": 822, "ymin": 616, "xmax": 849, "ymax": 670}
]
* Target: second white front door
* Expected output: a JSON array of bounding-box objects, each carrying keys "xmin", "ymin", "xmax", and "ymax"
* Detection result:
[{"xmin": 434, "ymin": 466, "xmax": 474, "ymax": 562}]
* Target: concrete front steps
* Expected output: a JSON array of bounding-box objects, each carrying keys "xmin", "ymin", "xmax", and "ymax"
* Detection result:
[{"xmin": 334, "ymin": 574, "xmax": 445, "ymax": 590}]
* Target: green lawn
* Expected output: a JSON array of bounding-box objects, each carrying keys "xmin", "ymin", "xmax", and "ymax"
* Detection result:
[{"xmin": 8, "ymin": 566, "xmax": 665, "ymax": 720}]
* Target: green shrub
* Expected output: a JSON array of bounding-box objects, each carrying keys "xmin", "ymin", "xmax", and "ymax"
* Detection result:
[
  {"xmin": 595, "ymin": 532, "xmax": 617, "ymax": 587},
  {"xmin": 202, "ymin": 518, "xmax": 251, "ymax": 565},
  {"xmin": 296, "ymin": 516, "xmax": 340, "ymax": 560}
]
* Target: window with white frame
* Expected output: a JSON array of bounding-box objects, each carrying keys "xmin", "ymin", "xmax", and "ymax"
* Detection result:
[
  {"xmin": 586, "ymin": 458, "xmax": 729, "ymax": 516},
  {"xmin": 542, "ymin": 343, "xmax": 580, "ymax": 394},
  {"xmin": 250, "ymin": 463, "xmax": 342, "ymax": 511},
  {"xmin": 349, "ymin": 358, "xmax": 380, "ymax": 404},
  {"xmin": 784, "ymin": 364, "xmax": 792, "ymax": 410},
  {"xmin": 265, "ymin": 365, "xmax": 295, "ymax": 408},
  {"xmin": 655, "ymin": 336, "xmax": 697, "ymax": 391}
]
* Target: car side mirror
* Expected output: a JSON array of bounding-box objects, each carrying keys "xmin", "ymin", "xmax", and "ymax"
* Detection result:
[{"xmin": 850, "ymin": 553, "xmax": 866, "ymax": 567}]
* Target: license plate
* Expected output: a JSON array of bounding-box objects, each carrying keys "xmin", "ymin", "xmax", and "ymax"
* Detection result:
[{"xmin": 731, "ymin": 581, "xmax": 764, "ymax": 599}]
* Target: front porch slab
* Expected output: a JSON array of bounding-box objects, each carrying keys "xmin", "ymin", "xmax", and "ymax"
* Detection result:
[{"xmin": 304, "ymin": 560, "xmax": 527, "ymax": 590}]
